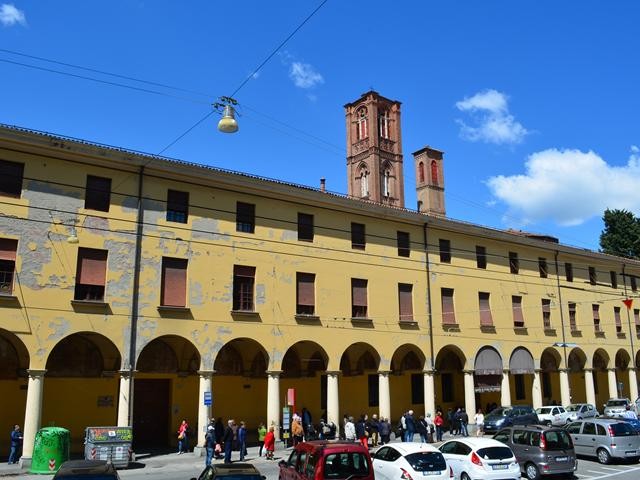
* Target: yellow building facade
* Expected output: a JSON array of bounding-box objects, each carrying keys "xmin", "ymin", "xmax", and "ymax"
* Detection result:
[{"xmin": 1, "ymin": 120, "xmax": 640, "ymax": 464}]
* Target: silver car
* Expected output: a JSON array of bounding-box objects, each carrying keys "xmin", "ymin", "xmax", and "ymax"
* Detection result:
[
  {"xmin": 565, "ymin": 403, "xmax": 598, "ymax": 421},
  {"xmin": 565, "ymin": 418, "xmax": 640, "ymax": 464},
  {"xmin": 603, "ymin": 398, "xmax": 635, "ymax": 417}
]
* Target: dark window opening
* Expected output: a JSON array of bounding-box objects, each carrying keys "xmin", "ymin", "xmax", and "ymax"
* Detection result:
[
  {"xmin": 476, "ymin": 246, "xmax": 487, "ymax": 269},
  {"xmin": 296, "ymin": 272, "xmax": 315, "ymax": 315},
  {"xmin": 565, "ymin": 263, "xmax": 573, "ymax": 282},
  {"xmin": 0, "ymin": 159, "xmax": 24, "ymax": 198},
  {"xmin": 298, "ymin": 213, "xmax": 314, "ymax": 242},
  {"xmin": 397, "ymin": 231, "xmax": 410, "ymax": 257},
  {"xmin": 74, "ymin": 248, "xmax": 108, "ymax": 301},
  {"xmin": 632, "ymin": 276, "xmax": 638, "ymax": 292},
  {"xmin": 166, "ymin": 189, "xmax": 189, "ymax": 223},
  {"xmin": 439, "ymin": 239, "xmax": 451, "ymax": 263},
  {"xmin": 538, "ymin": 258, "xmax": 548, "ymax": 278},
  {"xmin": 589, "ymin": 267, "xmax": 597, "ymax": 285},
  {"xmin": 592, "ymin": 304, "xmax": 600, "ymax": 332},
  {"xmin": 610, "ymin": 271, "xmax": 618, "ymax": 289},
  {"xmin": 351, "ymin": 222, "xmax": 366, "ymax": 250},
  {"xmin": 368, "ymin": 374, "xmax": 379, "ymax": 407},
  {"xmin": 509, "ymin": 252, "xmax": 519, "ymax": 274},
  {"xmin": 236, "ymin": 202, "xmax": 255, "ymax": 233},
  {"xmin": 542, "ymin": 299, "xmax": 551, "ymax": 329},
  {"xmin": 569, "ymin": 302, "xmax": 577, "ymax": 331},
  {"xmin": 233, "ymin": 265, "xmax": 255, "ymax": 311},
  {"xmin": 614, "ymin": 306, "xmax": 622, "ymax": 333},
  {"xmin": 0, "ymin": 238, "xmax": 18, "ymax": 295},
  {"xmin": 85, "ymin": 175, "xmax": 111, "ymax": 212}
]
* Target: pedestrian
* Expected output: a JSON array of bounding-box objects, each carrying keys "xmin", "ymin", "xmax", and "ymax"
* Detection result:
[
  {"xmin": 302, "ymin": 407, "xmax": 313, "ymax": 439},
  {"xmin": 453, "ymin": 408, "xmax": 462, "ymax": 436},
  {"xmin": 292, "ymin": 415, "xmax": 304, "ymax": 446},
  {"xmin": 238, "ymin": 421, "xmax": 247, "ymax": 461},
  {"xmin": 474, "ymin": 408, "xmax": 484, "ymax": 436},
  {"xmin": 177, "ymin": 419, "xmax": 189, "ymax": 454},
  {"xmin": 369, "ymin": 414, "xmax": 379, "ymax": 447},
  {"xmin": 356, "ymin": 414, "xmax": 369, "ymax": 448},
  {"xmin": 257, "ymin": 422, "xmax": 267, "ymax": 457},
  {"xmin": 264, "ymin": 426, "xmax": 275, "ymax": 460},
  {"xmin": 623, "ymin": 405, "xmax": 638, "ymax": 420},
  {"xmin": 417, "ymin": 416, "xmax": 428, "ymax": 443},
  {"xmin": 344, "ymin": 416, "xmax": 356, "ymax": 442},
  {"xmin": 379, "ymin": 417, "xmax": 390, "ymax": 445},
  {"xmin": 446, "ymin": 408, "xmax": 454, "ymax": 436},
  {"xmin": 398, "ymin": 412, "xmax": 407, "ymax": 441},
  {"xmin": 205, "ymin": 425, "xmax": 215, "ymax": 466},
  {"xmin": 223, "ymin": 419, "xmax": 234, "ymax": 464},
  {"xmin": 404, "ymin": 410, "xmax": 415, "ymax": 442},
  {"xmin": 434, "ymin": 411, "xmax": 444, "ymax": 442},
  {"xmin": 8, "ymin": 425, "xmax": 23, "ymax": 465},
  {"xmin": 425, "ymin": 414, "xmax": 435, "ymax": 443},
  {"xmin": 460, "ymin": 408, "xmax": 469, "ymax": 437}
]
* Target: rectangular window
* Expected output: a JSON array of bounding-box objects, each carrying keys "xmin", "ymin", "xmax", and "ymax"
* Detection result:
[
  {"xmin": 397, "ymin": 231, "xmax": 410, "ymax": 257},
  {"xmin": 351, "ymin": 278, "xmax": 368, "ymax": 318},
  {"xmin": 592, "ymin": 304, "xmax": 601, "ymax": 332},
  {"xmin": 296, "ymin": 272, "xmax": 315, "ymax": 315},
  {"xmin": 565, "ymin": 263, "xmax": 573, "ymax": 282},
  {"xmin": 166, "ymin": 189, "xmax": 189, "ymax": 223},
  {"xmin": 512, "ymin": 295, "xmax": 524, "ymax": 327},
  {"xmin": 635, "ymin": 309, "xmax": 640, "ymax": 335},
  {"xmin": 411, "ymin": 373, "xmax": 424, "ymax": 404},
  {"xmin": 614, "ymin": 306, "xmax": 622, "ymax": 333},
  {"xmin": 589, "ymin": 266, "xmax": 597, "ymax": 285},
  {"xmin": 509, "ymin": 251, "xmax": 519, "ymax": 274},
  {"xmin": 439, "ymin": 239, "xmax": 451, "ymax": 263},
  {"xmin": 538, "ymin": 257, "xmax": 548, "ymax": 278},
  {"xmin": 441, "ymin": 288, "xmax": 456, "ymax": 325},
  {"xmin": 297, "ymin": 213, "xmax": 314, "ymax": 242},
  {"xmin": 610, "ymin": 271, "xmax": 618, "ymax": 289},
  {"xmin": 441, "ymin": 373, "xmax": 453, "ymax": 403},
  {"xmin": 479, "ymin": 292, "xmax": 493, "ymax": 326},
  {"xmin": 74, "ymin": 248, "xmax": 108, "ymax": 301},
  {"xmin": 632, "ymin": 276, "xmax": 638, "ymax": 292},
  {"xmin": 398, "ymin": 283, "xmax": 414, "ymax": 322},
  {"xmin": 351, "ymin": 222, "xmax": 365, "ymax": 250},
  {"xmin": 0, "ymin": 159, "xmax": 24, "ymax": 198},
  {"xmin": 236, "ymin": 202, "xmax": 255, "ymax": 233},
  {"xmin": 161, "ymin": 257, "xmax": 188, "ymax": 307},
  {"xmin": 476, "ymin": 246, "xmax": 487, "ymax": 269},
  {"xmin": 85, "ymin": 175, "xmax": 111, "ymax": 212},
  {"xmin": 233, "ymin": 265, "xmax": 255, "ymax": 311},
  {"xmin": 515, "ymin": 374, "xmax": 525, "ymax": 400},
  {"xmin": 542, "ymin": 299, "xmax": 551, "ymax": 329},
  {"xmin": 368, "ymin": 374, "xmax": 379, "ymax": 407},
  {"xmin": 0, "ymin": 238, "xmax": 18, "ymax": 295},
  {"xmin": 568, "ymin": 302, "xmax": 577, "ymax": 331}
]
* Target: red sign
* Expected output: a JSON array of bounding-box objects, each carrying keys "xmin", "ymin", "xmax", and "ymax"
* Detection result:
[
  {"xmin": 48, "ymin": 459, "xmax": 56, "ymax": 471},
  {"xmin": 623, "ymin": 298, "xmax": 633, "ymax": 310},
  {"xmin": 287, "ymin": 388, "xmax": 296, "ymax": 407}
]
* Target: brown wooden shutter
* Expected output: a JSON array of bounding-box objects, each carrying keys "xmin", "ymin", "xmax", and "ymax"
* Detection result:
[
  {"xmin": 592, "ymin": 304, "xmax": 600, "ymax": 320},
  {"xmin": 512, "ymin": 296, "xmax": 524, "ymax": 325},
  {"xmin": 479, "ymin": 292, "xmax": 493, "ymax": 326},
  {"xmin": 162, "ymin": 257, "xmax": 188, "ymax": 307},
  {"xmin": 296, "ymin": 273, "xmax": 315, "ymax": 306},
  {"xmin": 352, "ymin": 279, "xmax": 367, "ymax": 306},
  {"xmin": 568, "ymin": 303, "xmax": 577, "ymax": 330},
  {"xmin": 0, "ymin": 238, "xmax": 18, "ymax": 261},
  {"xmin": 634, "ymin": 309, "xmax": 640, "ymax": 328},
  {"xmin": 398, "ymin": 283, "xmax": 413, "ymax": 321},
  {"xmin": 614, "ymin": 307, "xmax": 622, "ymax": 330},
  {"xmin": 441, "ymin": 288, "xmax": 456, "ymax": 324},
  {"xmin": 77, "ymin": 248, "xmax": 107, "ymax": 286}
]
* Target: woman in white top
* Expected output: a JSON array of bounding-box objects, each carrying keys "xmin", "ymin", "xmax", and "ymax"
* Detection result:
[{"xmin": 474, "ymin": 409, "xmax": 484, "ymax": 436}]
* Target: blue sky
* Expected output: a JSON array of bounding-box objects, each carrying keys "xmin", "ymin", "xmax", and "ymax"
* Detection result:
[{"xmin": 2, "ymin": 1, "xmax": 639, "ymax": 251}]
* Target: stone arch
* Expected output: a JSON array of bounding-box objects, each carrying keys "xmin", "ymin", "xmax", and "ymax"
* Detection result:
[
  {"xmin": 434, "ymin": 345, "xmax": 466, "ymax": 371},
  {"xmin": 509, "ymin": 347, "xmax": 535, "ymax": 374},
  {"xmin": 391, "ymin": 344, "xmax": 426, "ymax": 373},
  {"xmin": 281, "ymin": 341, "xmax": 328, "ymax": 378},
  {"xmin": 593, "ymin": 348, "xmax": 610, "ymax": 370},
  {"xmin": 46, "ymin": 332, "xmax": 121, "ymax": 377},
  {"xmin": 568, "ymin": 348, "xmax": 587, "ymax": 373},
  {"xmin": 0, "ymin": 329, "xmax": 29, "ymax": 379},
  {"xmin": 340, "ymin": 342, "xmax": 380, "ymax": 376},
  {"xmin": 214, "ymin": 338, "xmax": 268, "ymax": 378},
  {"xmin": 615, "ymin": 349, "xmax": 631, "ymax": 370},
  {"xmin": 540, "ymin": 348, "xmax": 561, "ymax": 372},
  {"xmin": 137, "ymin": 335, "xmax": 199, "ymax": 374}
]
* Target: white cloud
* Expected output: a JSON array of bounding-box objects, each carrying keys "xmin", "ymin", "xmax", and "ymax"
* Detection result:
[
  {"xmin": 0, "ymin": 3, "xmax": 26, "ymax": 26},
  {"xmin": 455, "ymin": 89, "xmax": 528, "ymax": 145},
  {"xmin": 487, "ymin": 147, "xmax": 640, "ymax": 226},
  {"xmin": 289, "ymin": 62, "xmax": 324, "ymax": 89}
]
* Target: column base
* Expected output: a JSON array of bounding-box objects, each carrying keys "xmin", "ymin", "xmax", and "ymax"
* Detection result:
[
  {"xmin": 192, "ymin": 446, "xmax": 206, "ymax": 457},
  {"xmin": 19, "ymin": 457, "xmax": 32, "ymax": 469}
]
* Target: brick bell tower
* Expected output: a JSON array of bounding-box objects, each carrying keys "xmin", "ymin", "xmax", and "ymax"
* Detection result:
[
  {"xmin": 413, "ymin": 146, "xmax": 446, "ymax": 216},
  {"xmin": 345, "ymin": 91, "xmax": 405, "ymax": 207}
]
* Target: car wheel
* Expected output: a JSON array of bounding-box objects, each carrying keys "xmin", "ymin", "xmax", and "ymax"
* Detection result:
[
  {"xmin": 461, "ymin": 473, "xmax": 470, "ymax": 480},
  {"xmin": 525, "ymin": 462, "xmax": 540, "ymax": 480},
  {"xmin": 597, "ymin": 448, "xmax": 611, "ymax": 464},
  {"xmin": 544, "ymin": 421, "xmax": 552, "ymax": 427}
]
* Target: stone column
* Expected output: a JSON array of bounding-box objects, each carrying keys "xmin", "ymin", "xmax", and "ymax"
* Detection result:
[
  {"xmin": 463, "ymin": 370, "xmax": 476, "ymax": 424},
  {"xmin": 423, "ymin": 370, "xmax": 435, "ymax": 418},
  {"xmin": 629, "ymin": 368, "xmax": 639, "ymax": 404},
  {"xmin": 584, "ymin": 368, "xmax": 596, "ymax": 406},
  {"xmin": 267, "ymin": 371, "xmax": 281, "ymax": 440},
  {"xmin": 21, "ymin": 369, "xmax": 46, "ymax": 467},
  {"xmin": 532, "ymin": 370, "xmax": 543, "ymax": 409},
  {"xmin": 116, "ymin": 370, "xmax": 134, "ymax": 427},
  {"xmin": 326, "ymin": 371, "xmax": 340, "ymax": 436},
  {"xmin": 378, "ymin": 371, "xmax": 391, "ymax": 421},
  {"xmin": 500, "ymin": 370, "xmax": 511, "ymax": 406},
  {"xmin": 196, "ymin": 370, "xmax": 214, "ymax": 452},
  {"xmin": 559, "ymin": 368, "xmax": 571, "ymax": 406},
  {"xmin": 607, "ymin": 368, "xmax": 618, "ymax": 399}
]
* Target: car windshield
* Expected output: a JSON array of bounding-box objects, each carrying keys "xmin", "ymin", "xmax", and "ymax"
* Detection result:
[
  {"xmin": 489, "ymin": 408, "xmax": 511, "ymax": 416},
  {"xmin": 565, "ymin": 405, "xmax": 580, "ymax": 412},
  {"xmin": 323, "ymin": 452, "xmax": 370, "ymax": 479},
  {"xmin": 537, "ymin": 408, "xmax": 552, "ymax": 414},
  {"xmin": 542, "ymin": 430, "xmax": 573, "ymax": 450},
  {"xmin": 610, "ymin": 423, "xmax": 637, "ymax": 437},
  {"xmin": 476, "ymin": 446, "xmax": 513, "ymax": 460},
  {"xmin": 404, "ymin": 452, "xmax": 447, "ymax": 472},
  {"xmin": 606, "ymin": 400, "xmax": 628, "ymax": 407}
]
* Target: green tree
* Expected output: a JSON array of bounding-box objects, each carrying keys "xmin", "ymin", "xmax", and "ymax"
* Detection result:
[{"xmin": 599, "ymin": 208, "xmax": 640, "ymax": 259}]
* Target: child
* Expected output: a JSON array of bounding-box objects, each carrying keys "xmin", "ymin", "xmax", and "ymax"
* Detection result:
[{"xmin": 264, "ymin": 425, "xmax": 275, "ymax": 460}]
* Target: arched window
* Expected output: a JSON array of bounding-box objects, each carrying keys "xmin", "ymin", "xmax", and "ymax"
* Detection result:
[
  {"xmin": 378, "ymin": 110, "xmax": 389, "ymax": 139},
  {"xmin": 360, "ymin": 169, "xmax": 369, "ymax": 197},
  {"xmin": 383, "ymin": 170, "xmax": 391, "ymax": 197},
  {"xmin": 431, "ymin": 160, "xmax": 439, "ymax": 186},
  {"xmin": 418, "ymin": 162, "xmax": 425, "ymax": 183},
  {"xmin": 356, "ymin": 107, "xmax": 368, "ymax": 140}
]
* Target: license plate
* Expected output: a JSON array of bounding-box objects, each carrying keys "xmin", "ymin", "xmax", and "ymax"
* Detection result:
[
  {"xmin": 625, "ymin": 451, "xmax": 637, "ymax": 456},
  {"xmin": 555, "ymin": 456, "xmax": 568, "ymax": 462},
  {"xmin": 492, "ymin": 464, "xmax": 508, "ymax": 470},
  {"xmin": 422, "ymin": 471, "xmax": 441, "ymax": 476}
]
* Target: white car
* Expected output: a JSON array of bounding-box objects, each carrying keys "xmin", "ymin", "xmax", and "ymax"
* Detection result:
[
  {"xmin": 535, "ymin": 406, "xmax": 570, "ymax": 426},
  {"xmin": 373, "ymin": 442, "xmax": 451, "ymax": 480},
  {"xmin": 438, "ymin": 437, "xmax": 520, "ymax": 480}
]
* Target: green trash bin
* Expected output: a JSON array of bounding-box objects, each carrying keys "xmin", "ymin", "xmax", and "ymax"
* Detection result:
[{"xmin": 30, "ymin": 427, "xmax": 70, "ymax": 474}]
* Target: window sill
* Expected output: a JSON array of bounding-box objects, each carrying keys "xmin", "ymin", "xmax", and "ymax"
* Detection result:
[
  {"xmin": 442, "ymin": 323, "xmax": 460, "ymax": 332},
  {"xmin": 594, "ymin": 331, "xmax": 606, "ymax": 338},
  {"xmin": 295, "ymin": 314, "xmax": 321, "ymax": 325},
  {"xmin": 231, "ymin": 310, "xmax": 261, "ymax": 321},
  {"xmin": 398, "ymin": 320, "xmax": 419, "ymax": 329},
  {"xmin": 157, "ymin": 305, "xmax": 192, "ymax": 317},
  {"xmin": 351, "ymin": 317, "xmax": 374, "ymax": 327},
  {"xmin": 71, "ymin": 300, "xmax": 110, "ymax": 311},
  {"xmin": 617, "ymin": 332, "xmax": 627, "ymax": 339},
  {"xmin": 543, "ymin": 328, "xmax": 557, "ymax": 336},
  {"xmin": 570, "ymin": 329, "xmax": 582, "ymax": 337},
  {"xmin": 480, "ymin": 325, "xmax": 497, "ymax": 334},
  {"xmin": 513, "ymin": 326, "xmax": 528, "ymax": 335},
  {"xmin": 0, "ymin": 294, "xmax": 20, "ymax": 307}
]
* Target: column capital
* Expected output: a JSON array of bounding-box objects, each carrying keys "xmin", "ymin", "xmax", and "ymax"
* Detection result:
[
  {"xmin": 502, "ymin": 369, "xmax": 510, "ymax": 374},
  {"xmin": 558, "ymin": 368, "xmax": 570, "ymax": 374},
  {"xmin": 197, "ymin": 370, "xmax": 215, "ymax": 377},
  {"xmin": 607, "ymin": 367, "xmax": 617, "ymax": 372},
  {"xmin": 583, "ymin": 367, "xmax": 594, "ymax": 373},
  {"xmin": 118, "ymin": 369, "xmax": 136, "ymax": 379},
  {"xmin": 377, "ymin": 370, "xmax": 392, "ymax": 376},
  {"xmin": 534, "ymin": 368, "xmax": 542, "ymax": 374},
  {"xmin": 26, "ymin": 369, "xmax": 46, "ymax": 378},
  {"xmin": 423, "ymin": 369, "xmax": 436, "ymax": 376},
  {"xmin": 266, "ymin": 370, "xmax": 282, "ymax": 377},
  {"xmin": 462, "ymin": 369, "xmax": 475, "ymax": 375},
  {"xmin": 325, "ymin": 370, "xmax": 342, "ymax": 377}
]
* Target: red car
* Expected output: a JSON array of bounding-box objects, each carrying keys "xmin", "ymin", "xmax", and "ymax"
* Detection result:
[{"xmin": 278, "ymin": 441, "xmax": 373, "ymax": 480}]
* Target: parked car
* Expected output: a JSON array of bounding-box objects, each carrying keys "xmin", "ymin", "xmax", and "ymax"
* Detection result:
[
  {"xmin": 438, "ymin": 437, "xmax": 520, "ymax": 480},
  {"xmin": 194, "ymin": 464, "xmax": 264, "ymax": 480},
  {"xmin": 373, "ymin": 442, "xmax": 451, "ymax": 480},
  {"xmin": 482, "ymin": 406, "xmax": 539, "ymax": 434},
  {"xmin": 601, "ymin": 416, "xmax": 640, "ymax": 433},
  {"xmin": 535, "ymin": 406, "xmax": 570, "ymax": 426},
  {"xmin": 565, "ymin": 418, "xmax": 640, "ymax": 464},
  {"xmin": 603, "ymin": 398, "xmax": 636, "ymax": 417},
  {"xmin": 565, "ymin": 403, "xmax": 598, "ymax": 421},
  {"xmin": 278, "ymin": 441, "xmax": 373, "ymax": 480},
  {"xmin": 492, "ymin": 425, "xmax": 577, "ymax": 480},
  {"xmin": 53, "ymin": 460, "xmax": 120, "ymax": 480}
]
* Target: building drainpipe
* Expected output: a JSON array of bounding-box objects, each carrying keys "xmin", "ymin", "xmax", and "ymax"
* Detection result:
[
  {"xmin": 423, "ymin": 223, "xmax": 435, "ymax": 371},
  {"xmin": 127, "ymin": 166, "xmax": 145, "ymax": 425}
]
